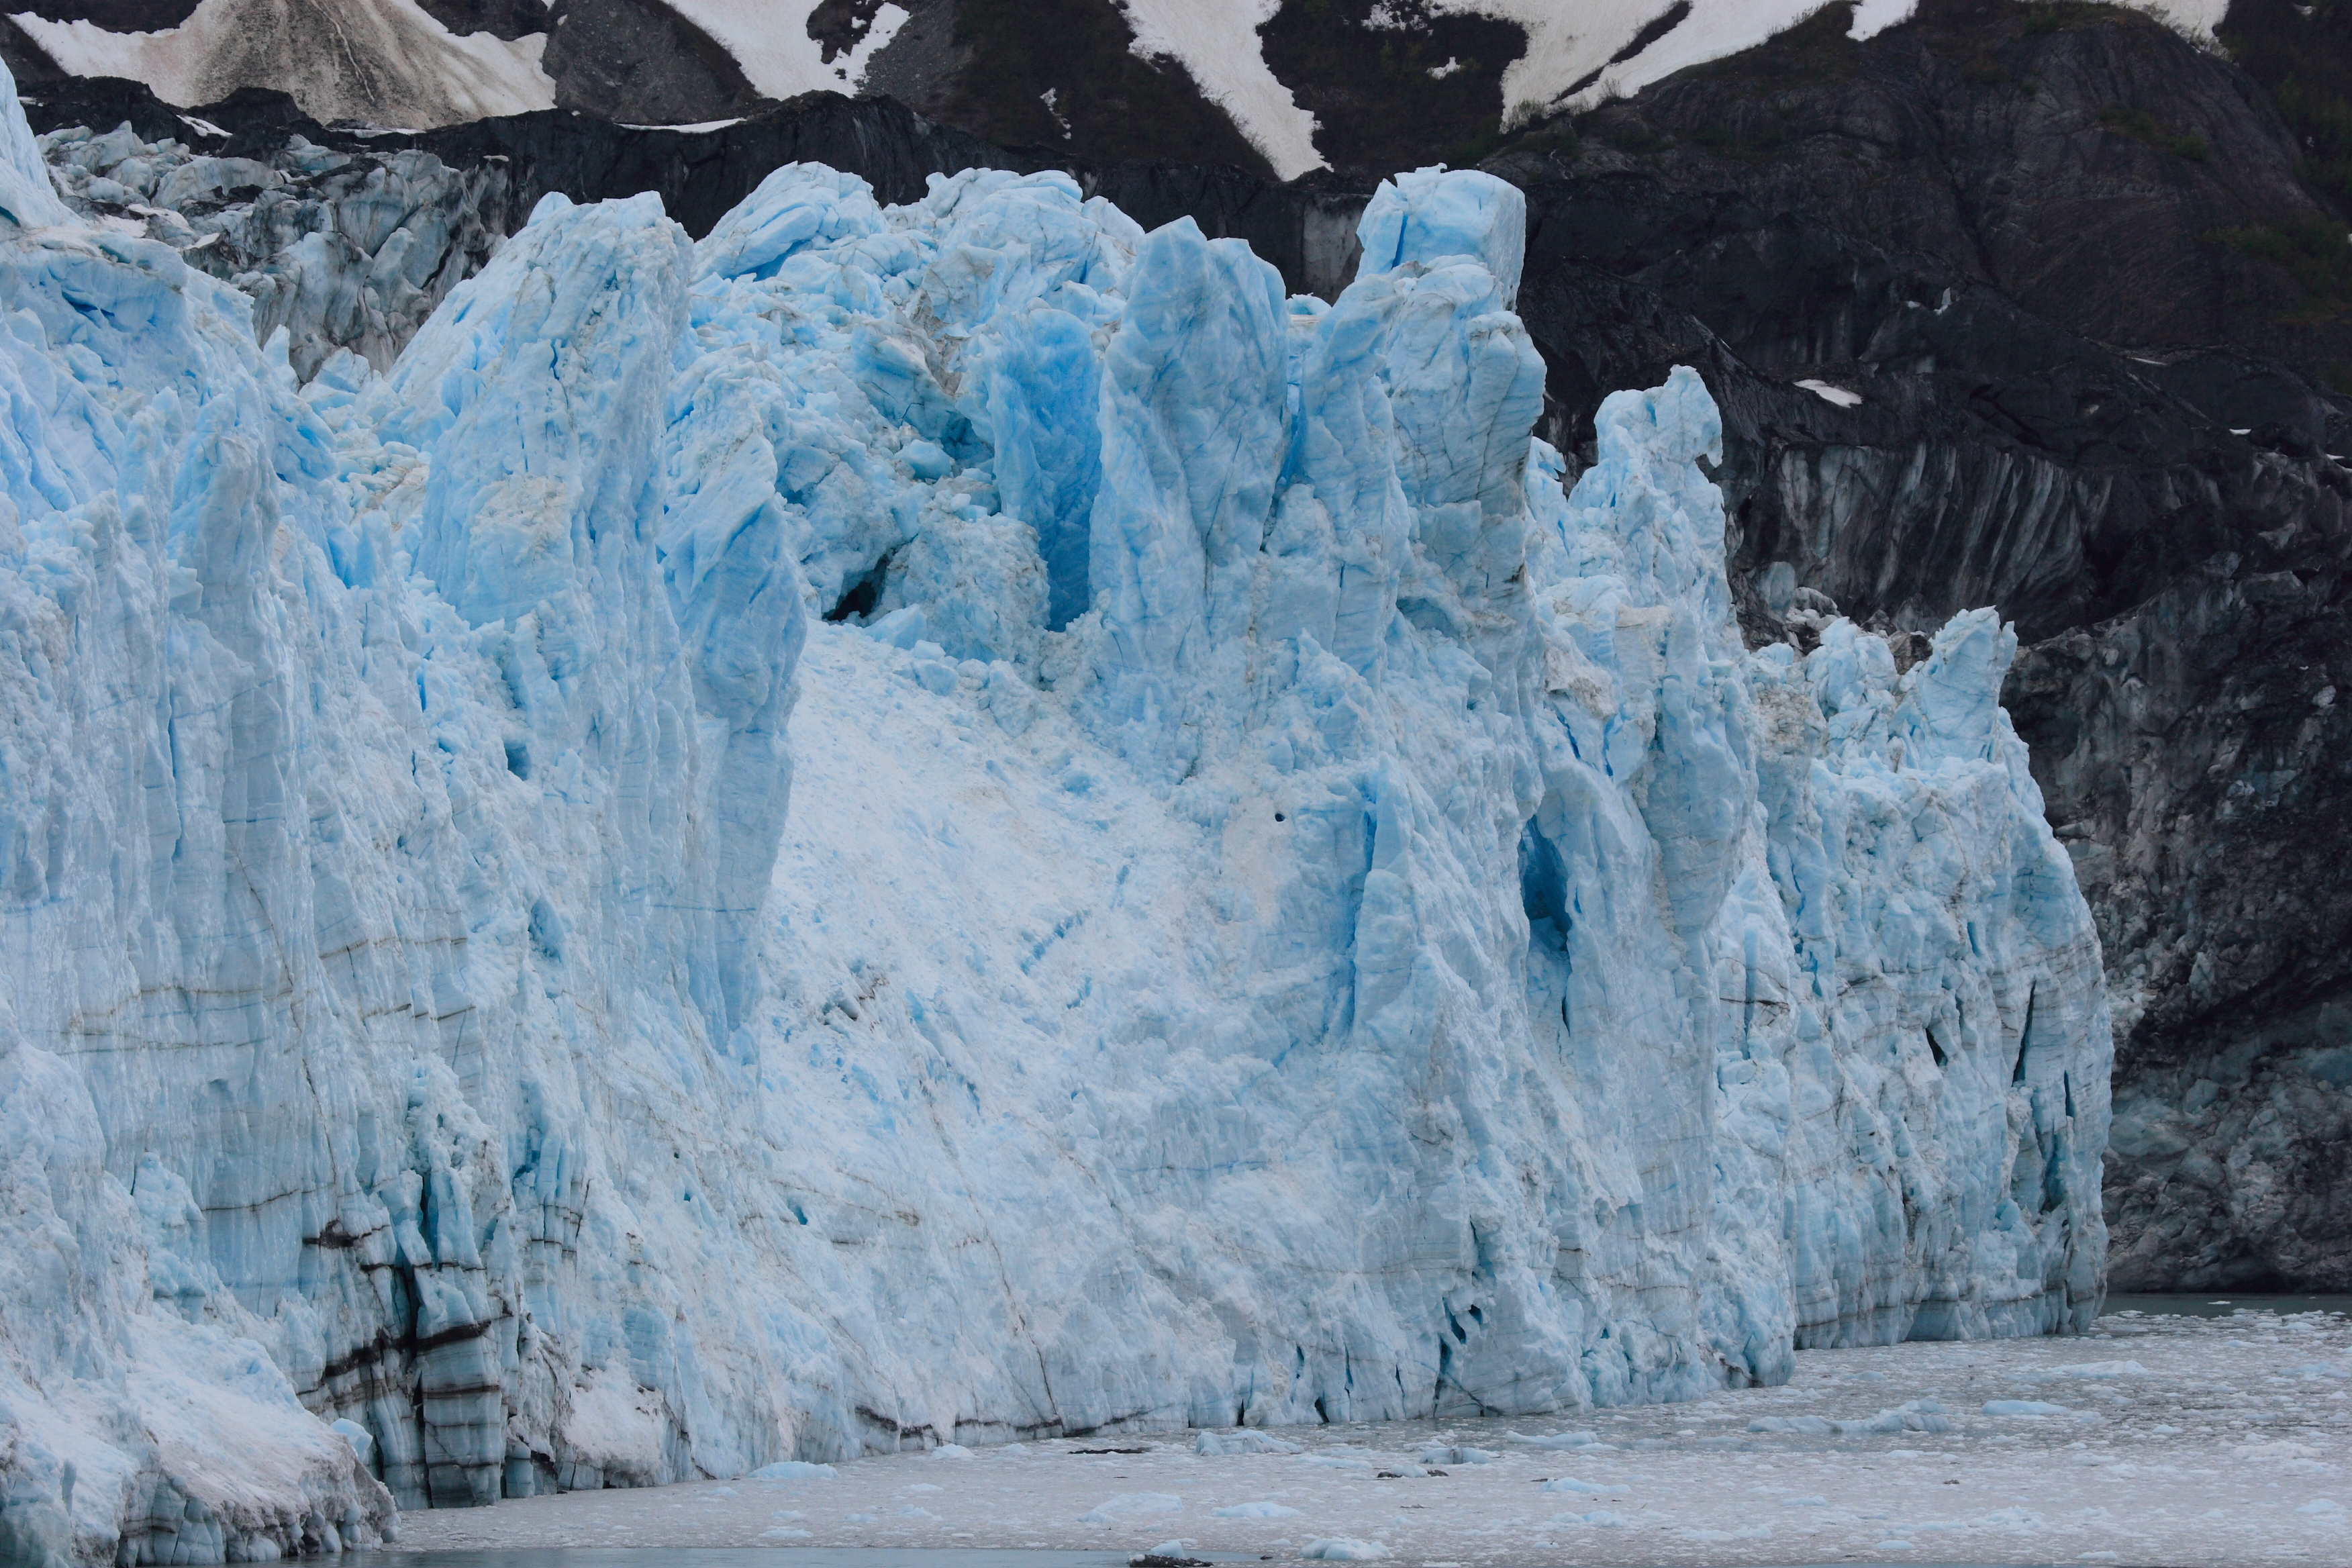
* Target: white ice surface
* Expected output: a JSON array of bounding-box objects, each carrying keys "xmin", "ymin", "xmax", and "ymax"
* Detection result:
[
  {"xmin": 11, "ymin": 0, "xmax": 556, "ymax": 127},
  {"xmin": 1796, "ymin": 379, "xmax": 1863, "ymax": 409},
  {"xmin": 399, "ymin": 1308, "xmax": 2352, "ymax": 1566}
]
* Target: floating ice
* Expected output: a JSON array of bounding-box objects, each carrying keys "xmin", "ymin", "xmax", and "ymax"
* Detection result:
[
  {"xmin": 1985, "ymin": 1401, "xmax": 2077, "ymax": 1416},
  {"xmin": 0, "ymin": 48, "xmax": 2110, "ymax": 1558},
  {"xmin": 1214, "ymin": 1500, "xmax": 1304, "ymax": 1518},
  {"xmin": 1510, "ymin": 1430, "xmax": 1599, "ymax": 1449},
  {"xmin": 2022, "ymin": 1361, "xmax": 2151, "ymax": 1381},
  {"xmin": 1751, "ymin": 1400, "xmax": 1953, "ymax": 1435},
  {"xmin": 1195, "ymin": 1431, "xmax": 1303, "ymax": 1456},
  {"xmin": 1302, "ymin": 1538, "xmax": 1392, "ymax": 1561},
  {"xmin": 1081, "ymin": 1493, "xmax": 1185, "ymax": 1522}
]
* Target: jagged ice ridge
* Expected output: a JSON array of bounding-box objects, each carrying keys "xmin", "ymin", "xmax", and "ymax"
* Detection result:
[{"xmin": 0, "ymin": 65, "xmax": 2110, "ymax": 1563}]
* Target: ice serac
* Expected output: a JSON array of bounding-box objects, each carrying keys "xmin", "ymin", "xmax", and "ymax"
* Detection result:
[{"xmin": 0, "ymin": 102, "xmax": 2110, "ymax": 1565}]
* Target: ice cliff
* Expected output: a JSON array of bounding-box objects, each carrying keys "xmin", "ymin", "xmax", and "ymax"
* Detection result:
[{"xmin": 0, "ymin": 57, "xmax": 2110, "ymax": 1564}]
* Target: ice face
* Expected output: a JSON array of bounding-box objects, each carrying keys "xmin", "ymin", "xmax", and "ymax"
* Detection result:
[{"xmin": 0, "ymin": 66, "xmax": 2110, "ymax": 1562}]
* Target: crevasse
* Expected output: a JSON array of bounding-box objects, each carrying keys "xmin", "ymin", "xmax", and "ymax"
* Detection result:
[{"xmin": 0, "ymin": 68, "xmax": 2109, "ymax": 1563}]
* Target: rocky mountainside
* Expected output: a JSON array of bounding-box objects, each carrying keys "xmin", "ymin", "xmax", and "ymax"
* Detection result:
[
  {"xmin": 10, "ymin": 0, "xmax": 2351, "ymax": 1295},
  {"xmin": 0, "ymin": 0, "xmax": 2230, "ymax": 169}
]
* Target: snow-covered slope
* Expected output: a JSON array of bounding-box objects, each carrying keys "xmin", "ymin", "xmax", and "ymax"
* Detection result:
[
  {"xmin": 14, "ymin": 0, "xmax": 555, "ymax": 128},
  {"xmin": 1445, "ymin": 0, "xmax": 2226, "ymax": 116},
  {"xmin": 7, "ymin": 0, "xmax": 2230, "ymax": 162},
  {"xmin": 0, "ymin": 52, "xmax": 2106, "ymax": 1563}
]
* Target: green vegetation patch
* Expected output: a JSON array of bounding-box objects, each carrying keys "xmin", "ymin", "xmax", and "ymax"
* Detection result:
[
  {"xmin": 2212, "ymin": 213, "xmax": 2352, "ymax": 315},
  {"xmin": 2098, "ymin": 105, "xmax": 2210, "ymax": 162},
  {"xmin": 2217, "ymin": 0, "xmax": 2352, "ymax": 214}
]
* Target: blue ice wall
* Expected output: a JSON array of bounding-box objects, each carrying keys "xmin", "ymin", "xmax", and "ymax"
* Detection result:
[{"xmin": 0, "ymin": 74, "xmax": 2108, "ymax": 1562}]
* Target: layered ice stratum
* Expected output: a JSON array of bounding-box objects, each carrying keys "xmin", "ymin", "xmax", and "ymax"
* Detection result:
[{"xmin": 0, "ymin": 58, "xmax": 2108, "ymax": 1565}]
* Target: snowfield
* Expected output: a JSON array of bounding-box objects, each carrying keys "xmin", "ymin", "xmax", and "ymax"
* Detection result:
[{"xmin": 394, "ymin": 1307, "xmax": 2352, "ymax": 1567}]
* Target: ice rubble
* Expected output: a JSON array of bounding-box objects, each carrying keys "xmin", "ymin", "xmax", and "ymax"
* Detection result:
[
  {"xmin": 36, "ymin": 118, "xmax": 509, "ymax": 383},
  {"xmin": 0, "ymin": 46, "xmax": 2107, "ymax": 1560}
]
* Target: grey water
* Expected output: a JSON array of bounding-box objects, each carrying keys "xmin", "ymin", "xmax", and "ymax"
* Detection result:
[
  {"xmin": 378, "ymin": 1557, "xmax": 2014, "ymax": 1568},
  {"xmin": 377, "ymin": 1554, "xmax": 1144, "ymax": 1568},
  {"xmin": 2104, "ymin": 1291, "xmax": 2352, "ymax": 1318}
]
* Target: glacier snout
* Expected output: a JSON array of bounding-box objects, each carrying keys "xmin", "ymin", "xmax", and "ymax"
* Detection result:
[{"xmin": 0, "ymin": 66, "xmax": 2108, "ymax": 1561}]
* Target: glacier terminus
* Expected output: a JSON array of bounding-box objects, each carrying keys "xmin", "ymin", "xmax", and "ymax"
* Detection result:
[{"xmin": 0, "ymin": 60, "xmax": 2109, "ymax": 1565}]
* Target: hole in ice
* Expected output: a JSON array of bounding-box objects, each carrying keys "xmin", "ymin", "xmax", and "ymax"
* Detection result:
[
  {"xmin": 1274, "ymin": 812, "xmax": 1286, "ymax": 822},
  {"xmin": 2013, "ymin": 981, "xmax": 2038, "ymax": 1085},
  {"xmin": 1925, "ymin": 1026, "xmax": 1948, "ymax": 1069},
  {"xmin": 1518, "ymin": 818, "xmax": 1571, "ymax": 948},
  {"xmin": 504, "ymin": 738, "xmax": 530, "ymax": 779},
  {"xmin": 826, "ymin": 551, "xmax": 895, "ymax": 623}
]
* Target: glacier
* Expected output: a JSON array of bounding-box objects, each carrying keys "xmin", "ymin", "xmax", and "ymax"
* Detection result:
[{"xmin": 0, "ymin": 53, "xmax": 2108, "ymax": 1565}]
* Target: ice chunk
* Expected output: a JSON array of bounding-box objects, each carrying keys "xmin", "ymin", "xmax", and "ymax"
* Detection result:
[
  {"xmin": 1983, "ymin": 1401, "xmax": 2075, "ymax": 1416},
  {"xmin": 696, "ymin": 162, "xmax": 887, "ymax": 281},
  {"xmin": 0, "ymin": 66, "xmax": 70, "ymax": 228},
  {"xmin": 2023, "ymin": 1361, "xmax": 2151, "ymax": 1381},
  {"xmin": 1510, "ymin": 1430, "xmax": 1599, "ymax": 1449},
  {"xmin": 1302, "ymin": 1538, "xmax": 1392, "ymax": 1561},
  {"xmin": 1214, "ymin": 1500, "xmax": 1304, "ymax": 1518},
  {"xmin": 750, "ymin": 1461, "xmax": 840, "ymax": 1480},
  {"xmin": 1195, "ymin": 1431, "xmax": 1302, "ymax": 1455},
  {"xmin": 1751, "ymin": 1401, "xmax": 1953, "ymax": 1434},
  {"xmin": 1542, "ymin": 1477, "xmax": 1630, "ymax": 1495},
  {"xmin": 1083, "ymin": 1492, "xmax": 1185, "ymax": 1521},
  {"xmin": 330, "ymin": 1418, "xmax": 375, "ymax": 1467},
  {"xmin": 1355, "ymin": 164, "xmax": 1526, "ymax": 306}
]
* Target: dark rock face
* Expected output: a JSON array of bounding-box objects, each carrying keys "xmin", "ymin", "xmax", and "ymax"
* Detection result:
[
  {"xmin": 1257, "ymin": 0, "xmax": 1525, "ymax": 173},
  {"xmin": 1510, "ymin": 0, "xmax": 2350, "ymax": 387},
  {"xmin": 877, "ymin": 0, "xmax": 1273, "ymax": 175},
  {"xmin": 2009, "ymin": 558, "xmax": 2352, "ymax": 1291},
  {"xmin": 539, "ymin": 0, "xmax": 755, "ymax": 125}
]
